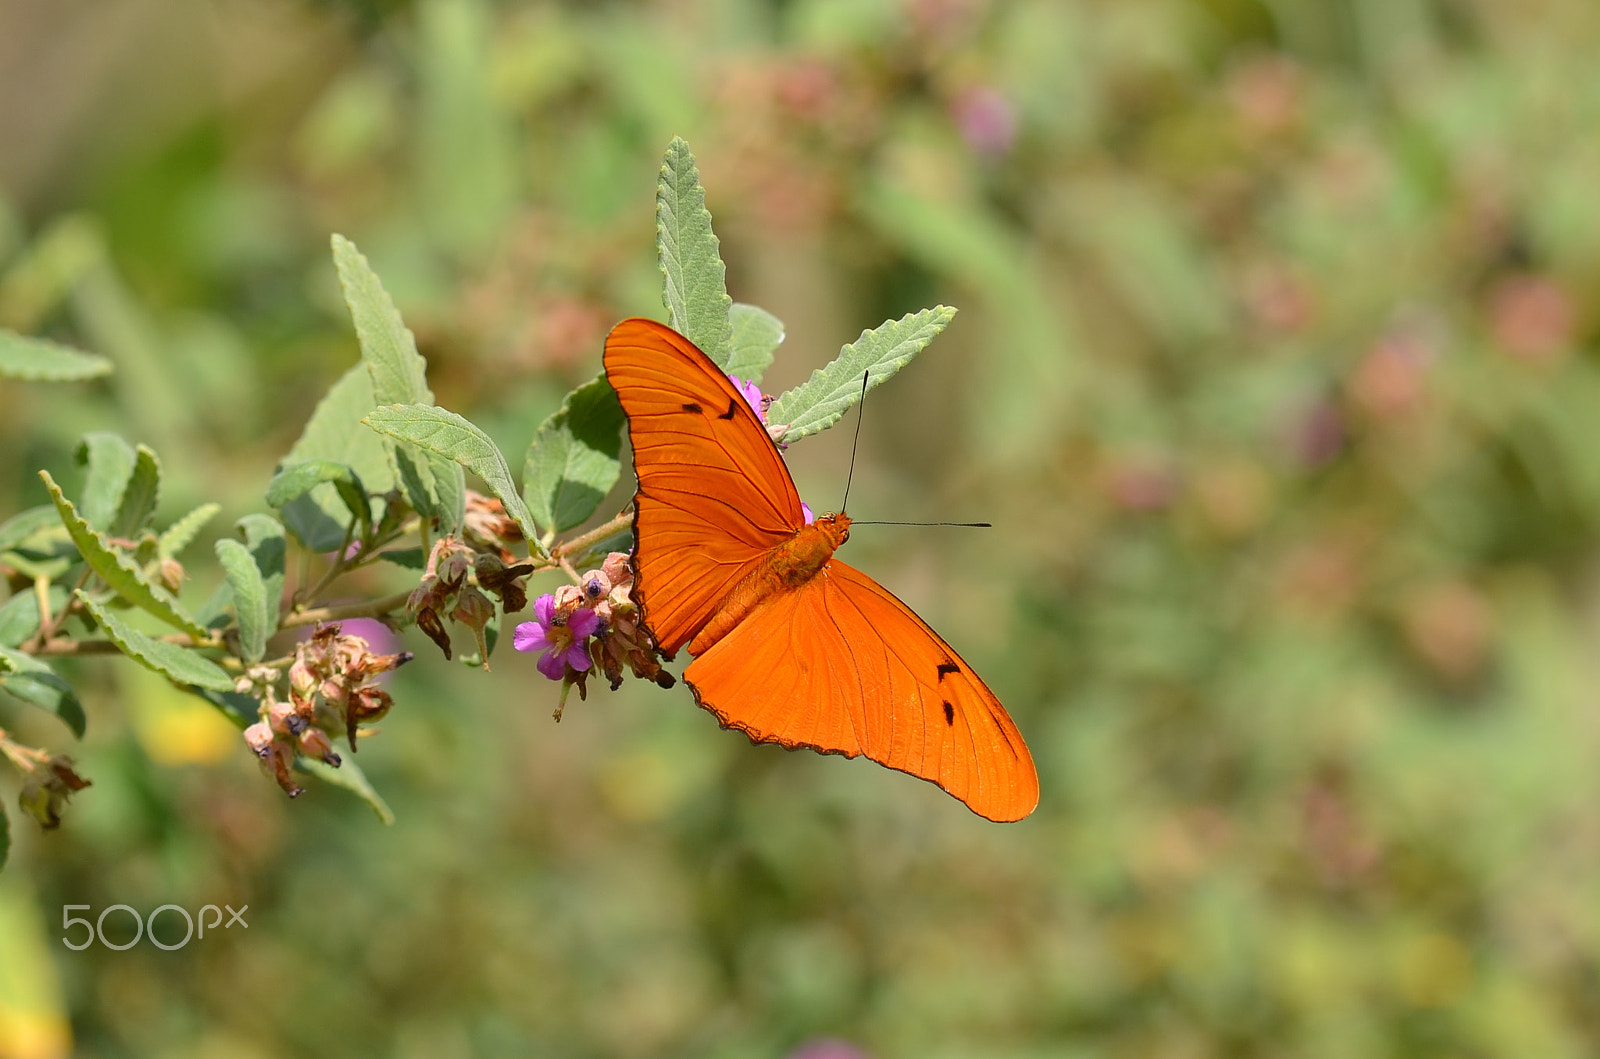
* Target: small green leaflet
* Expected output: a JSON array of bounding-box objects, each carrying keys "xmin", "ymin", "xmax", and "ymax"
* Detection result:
[
  {"xmin": 40, "ymin": 470, "xmax": 208, "ymax": 640},
  {"xmin": 0, "ymin": 584, "xmax": 68, "ymax": 648},
  {"xmin": 362, "ymin": 404, "xmax": 541, "ymax": 549},
  {"xmin": 522, "ymin": 375, "xmax": 626, "ymax": 535},
  {"xmin": 0, "ymin": 329, "xmax": 113, "ymax": 381},
  {"xmin": 76, "ymin": 592, "xmax": 234, "ymax": 692},
  {"xmin": 0, "ymin": 507, "xmax": 58, "ymax": 555},
  {"xmin": 281, "ymin": 363, "xmax": 395, "ymax": 551},
  {"xmin": 656, "ymin": 137, "xmax": 732, "ymax": 367},
  {"xmin": 215, "ymin": 539, "xmax": 271, "ymax": 664},
  {"xmin": 725, "ymin": 303, "xmax": 785, "ymax": 384},
  {"xmin": 266, "ymin": 461, "xmax": 370, "ymax": 528},
  {"xmin": 768, "ymin": 306, "xmax": 957, "ymax": 443},
  {"xmin": 110, "ymin": 445, "xmax": 161, "ymax": 540},
  {"xmin": 235, "ymin": 514, "xmax": 287, "ymax": 632},
  {"xmin": 158, "ymin": 502, "xmax": 221, "ymax": 558},
  {"xmin": 297, "ymin": 754, "xmax": 394, "ymax": 825},
  {"xmin": 74, "ymin": 432, "xmax": 136, "ymax": 531},
  {"xmin": 0, "ymin": 644, "xmax": 87, "ymax": 738}
]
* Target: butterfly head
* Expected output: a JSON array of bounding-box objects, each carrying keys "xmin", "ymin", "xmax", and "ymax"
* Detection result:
[{"xmin": 811, "ymin": 511, "xmax": 851, "ymax": 550}]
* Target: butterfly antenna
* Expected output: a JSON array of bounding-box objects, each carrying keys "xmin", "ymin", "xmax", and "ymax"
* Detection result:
[
  {"xmin": 851, "ymin": 520, "xmax": 992, "ymax": 528},
  {"xmin": 840, "ymin": 370, "xmax": 869, "ymax": 513}
]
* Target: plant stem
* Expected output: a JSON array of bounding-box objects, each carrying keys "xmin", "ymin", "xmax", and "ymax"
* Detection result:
[
  {"xmin": 281, "ymin": 589, "xmax": 414, "ymax": 629},
  {"xmin": 552, "ymin": 511, "xmax": 632, "ymax": 560}
]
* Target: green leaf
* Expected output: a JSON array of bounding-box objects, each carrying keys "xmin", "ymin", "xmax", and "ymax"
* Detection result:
[
  {"xmin": 281, "ymin": 364, "xmax": 396, "ymax": 552},
  {"xmin": 768, "ymin": 306, "xmax": 957, "ymax": 443},
  {"xmin": 656, "ymin": 137, "xmax": 732, "ymax": 366},
  {"xmin": 266, "ymin": 461, "xmax": 370, "ymax": 528},
  {"xmin": 110, "ymin": 445, "xmax": 161, "ymax": 540},
  {"xmin": 362, "ymin": 404, "xmax": 539, "ymax": 545},
  {"xmin": 40, "ymin": 470, "xmax": 207, "ymax": 639},
  {"xmin": 523, "ymin": 375, "xmax": 626, "ymax": 535},
  {"xmin": 0, "ymin": 507, "xmax": 59, "ymax": 555},
  {"xmin": 181, "ymin": 686, "xmax": 258, "ymax": 728},
  {"xmin": 0, "ymin": 645, "xmax": 87, "ymax": 738},
  {"xmin": 157, "ymin": 502, "xmax": 221, "ymax": 558},
  {"xmin": 0, "ymin": 584, "xmax": 68, "ymax": 648},
  {"xmin": 75, "ymin": 593, "xmax": 234, "ymax": 692},
  {"xmin": 376, "ymin": 547, "xmax": 427, "ymax": 570},
  {"xmin": 215, "ymin": 539, "xmax": 271, "ymax": 664},
  {"xmin": 234, "ymin": 514, "xmax": 286, "ymax": 632},
  {"xmin": 296, "ymin": 754, "xmax": 394, "ymax": 825},
  {"xmin": 0, "ymin": 329, "xmax": 112, "ymax": 381},
  {"xmin": 725, "ymin": 303, "xmax": 785, "ymax": 384},
  {"xmin": 329, "ymin": 234, "xmax": 464, "ymax": 531},
  {"xmin": 74, "ymin": 432, "xmax": 135, "ymax": 531},
  {"xmin": 561, "ymin": 524, "xmax": 634, "ymax": 573}
]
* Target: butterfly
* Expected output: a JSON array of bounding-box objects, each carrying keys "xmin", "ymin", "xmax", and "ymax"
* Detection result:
[{"xmin": 602, "ymin": 318, "xmax": 1039, "ymax": 822}]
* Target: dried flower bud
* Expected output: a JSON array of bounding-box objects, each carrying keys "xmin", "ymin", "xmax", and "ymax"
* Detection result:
[
  {"xmin": 601, "ymin": 551, "xmax": 632, "ymax": 588},
  {"xmin": 297, "ymin": 727, "xmax": 343, "ymax": 767},
  {"xmin": 18, "ymin": 757, "xmax": 92, "ymax": 829},
  {"xmin": 243, "ymin": 722, "xmax": 275, "ymax": 757}
]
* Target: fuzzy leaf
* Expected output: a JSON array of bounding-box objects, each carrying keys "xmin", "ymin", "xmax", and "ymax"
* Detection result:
[
  {"xmin": 0, "ymin": 645, "xmax": 87, "ymax": 738},
  {"xmin": 0, "ymin": 584, "xmax": 68, "ymax": 648},
  {"xmin": 41, "ymin": 470, "xmax": 207, "ymax": 639},
  {"xmin": 768, "ymin": 306, "xmax": 957, "ymax": 443},
  {"xmin": 74, "ymin": 432, "xmax": 135, "ymax": 530},
  {"xmin": 215, "ymin": 539, "xmax": 271, "ymax": 664},
  {"xmin": 656, "ymin": 137, "xmax": 732, "ymax": 366},
  {"xmin": 0, "ymin": 329, "xmax": 113, "ymax": 381},
  {"xmin": 235, "ymin": 514, "xmax": 287, "ymax": 632},
  {"xmin": 75, "ymin": 593, "xmax": 234, "ymax": 692},
  {"xmin": 725, "ymin": 303, "xmax": 785, "ymax": 384},
  {"xmin": 0, "ymin": 507, "xmax": 59, "ymax": 555},
  {"xmin": 297, "ymin": 754, "xmax": 394, "ymax": 825},
  {"xmin": 157, "ymin": 502, "xmax": 221, "ymax": 558},
  {"xmin": 110, "ymin": 445, "xmax": 161, "ymax": 540},
  {"xmin": 282, "ymin": 364, "xmax": 396, "ymax": 551},
  {"xmin": 523, "ymin": 375, "xmax": 626, "ymax": 535},
  {"xmin": 266, "ymin": 461, "xmax": 370, "ymax": 528},
  {"xmin": 377, "ymin": 548, "xmax": 427, "ymax": 570},
  {"xmin": 363, "ymin": 404, "xmax": 539, "ymax": 546}
]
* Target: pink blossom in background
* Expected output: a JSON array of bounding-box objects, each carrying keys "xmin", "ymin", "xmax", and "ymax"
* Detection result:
[
  {"xmin": 785, "ymin": 1039, "xmax": 872, "ymax": 1059},
  {"xmin": 952, "ymin": 85, "xmax": 1017, "ymax": 155}
]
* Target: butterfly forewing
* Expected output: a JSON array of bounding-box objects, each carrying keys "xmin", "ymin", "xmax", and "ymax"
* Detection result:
[{"xmin": 604, "ymin": 318, "xmax": 805, "ymax": 655}]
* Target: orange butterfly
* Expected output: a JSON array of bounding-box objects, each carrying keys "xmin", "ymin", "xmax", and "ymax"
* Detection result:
[{"xmin": 603, "ymin": 318, "xmax": 1039, "ymax": 822}]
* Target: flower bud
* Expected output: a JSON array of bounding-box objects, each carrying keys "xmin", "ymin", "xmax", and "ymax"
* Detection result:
[
  {"xmin": 297, "ymin": 727, "xmax": 343, "ymax": 767},
  {"xmin": 601, "ymin": 551, "xmax": 632, "ymax": 588},
  {"xmin": 243, "ymin": 722, "xmax": 275, "ymax": 757}
]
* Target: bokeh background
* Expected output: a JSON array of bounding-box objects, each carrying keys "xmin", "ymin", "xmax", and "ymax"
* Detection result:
[{"xmin": 3, "ymin": 0, "xmax": 1600, "ymax": 1055}]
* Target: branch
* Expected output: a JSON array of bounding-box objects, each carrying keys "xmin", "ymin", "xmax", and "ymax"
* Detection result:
[
  {"xmin": 552, "ymin": 511, "xmax": 632, "ymax": 560},
  {"xmin": 281, "ymin": 589, "xmax": 414, "ymax": 629}
]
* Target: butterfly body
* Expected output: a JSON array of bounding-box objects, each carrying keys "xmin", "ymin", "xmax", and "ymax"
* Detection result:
[
  {"xmin": 604, "ymin": 317, "xmax": 1039, "ymax": 822},
  {"xmin": 690, "ymin": 513, "xmax": 850, "ymax": 654}
]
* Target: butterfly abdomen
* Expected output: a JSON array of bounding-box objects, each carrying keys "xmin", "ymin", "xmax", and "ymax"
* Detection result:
[{"xmin": 686, "ymin": 514, "xmax": 851, "ymax": 656}]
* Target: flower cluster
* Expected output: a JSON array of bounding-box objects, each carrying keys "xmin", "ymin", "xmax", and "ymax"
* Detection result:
[
  {"xmin": 514, "ymin": 551, "xmax": 674, "ymax": 714},
  {"xmin": 407, "ymin": 534, "xmax": 531, "ymax": 666},
  {"xmin": 239, "ymin": 624, "xmax": 411, "ymax": 797}
]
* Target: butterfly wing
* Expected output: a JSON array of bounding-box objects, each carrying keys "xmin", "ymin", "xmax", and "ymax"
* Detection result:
[
  {"xmin": 603, "ymin": 318, "xmax": 806, "ymax": 656},
  {"xmin": 684, "ymin": 558, "xmax": 1039, "ymax": 822}
]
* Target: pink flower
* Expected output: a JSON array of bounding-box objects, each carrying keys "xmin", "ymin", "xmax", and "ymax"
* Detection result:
[
  {"xmin": 801, "ymin": 502, "xmax": 815, "ymax": 525},
  {"xmin": 729, "ymin": 376, "xmax": 766, "ymax": 421},
  {"xmin": 514, "ymin": 594, "xmax": 599, "ymax": 680}
]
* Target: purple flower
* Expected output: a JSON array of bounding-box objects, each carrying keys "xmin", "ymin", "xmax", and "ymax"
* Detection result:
[
  {"xmin": 801, "ymin": 502, "xmax": 815, "ymax": 525},
  {"xmin": 513, "ymin": 593, "xmax": 599, "ymax": 680},
  {"xmin": 730, "ymin": 375, "xmax": 766, "ymax": 422}
]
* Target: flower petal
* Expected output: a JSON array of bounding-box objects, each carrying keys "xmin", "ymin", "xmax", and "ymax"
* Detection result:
[
  {"xmin": 568, "ymin": 606, "xmax": 600, "ymax": 639},
  {"xmin": 801, "ymin": 502, "xmax": 815, "ymax": 525},
  {"xmin": 512, "ymin": 621, "xmax": 549, "ymax": 653},
  {"xmin": 533, "ymin": 593, "xmax": 556, "ymax": 626},
  {"xmin": 563, "ymin": 641, "xmax": 593, "ymax": 673},
  {"xmin": 535, "ymin": 649, "xmax": 567, "ymax": 681}
]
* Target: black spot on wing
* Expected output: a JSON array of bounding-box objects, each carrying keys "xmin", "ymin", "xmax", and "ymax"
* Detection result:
[
  {"xmin": 717, "ymin": 398, "xmax": 739, "ymax": 420},
  {"xmin": 936, "ymin": 661, "xmax": 960, "ymax": 680},
  {"xmin": 681, "ymin": 401, "xmax": 702, "ymax": 414},
  {"xmin": 943, "ymin": 701, "xmax": 955, "ymax": 726}
]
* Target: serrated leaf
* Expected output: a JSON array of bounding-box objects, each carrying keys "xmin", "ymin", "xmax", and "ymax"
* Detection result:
[
  {"xmin": 0, "ymin": 645, "xmax": 88, "ymax": 737},
  {"xmin": 523, "ymin": 375, "xmax": 626, "ymax": 535},
  {"xmin": 296, "ymin": 754, "xmax": 394, "ymax": 825},
  {"xmin": 0, "ymin": 584, "xmax": 68, "ymax": 648},
  {"xmin": 215, "ymin": 539, "xmax": 271, "ymax": 664},
  {"xmin": 74, "ymin": 432, "xmax": 135, "ymax": 531},
  {"xmin": 362, "ymin": 404, "xmax": 539, "ymax": 545},
  {"xmin": 0, "ymin": 507, "xmax": 59, "ymax": 554},
  {"xmin": 725, "ymin": 302, "xmax": 785, "ymax": 383},
  {"xmin": 157, "ymin": 502, "xmax": 221, "ymax": 558},
  {"xmin": 332, "ymin": 234, "xmax": 433, "ymax": 406},
  {"xmin": 282, "ymin": 364, "xmax": 396, "ymax": 551},
  {"xmin": 235, "ymin": 514, "xmax": 286, "ymax": 631},
  {"xmin": 266, "ymin": 461, "xmax": 370, "ymax": 527},
  {"xmin": 656, "ymin": 137, "xmax": 732, "ymax": 366},
  {"xmin": 181, "ymin": 685, "xmax": 259, "ymax": 728},
  {"xmin": 75, "ymin": 593, "xmax": 234, "ymax": 692},
  {"xmin": 0, "ymin": 329, "xmax": 113, "ymax": 381},
  {"xmin": 110, "ymin": 445, "xmax": 161, "ymax": 539},
  {"xmin": 768, "ymin": 306, "xmax": 957, "ymax": 443},
  {"xmin": 424, "ymin": 450, "xmax": 465, "ymax": 534},
  {"xmin": 41, "ymin": 470, "xmax": 207, "ymax": 639}
]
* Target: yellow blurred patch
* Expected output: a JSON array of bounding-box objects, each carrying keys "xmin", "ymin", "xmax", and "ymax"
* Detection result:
[
  {"xmin": 0, "ymin": 877, "xmax": 72, "ymax": 1059},
  {"xmin": 124, "ymin": 665, "xmax": 241, "ymax": 766}
]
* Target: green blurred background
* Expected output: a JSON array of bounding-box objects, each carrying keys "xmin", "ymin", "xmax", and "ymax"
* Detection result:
[{"xmin": 3, "ymin": 0, "xmax": 1600, "ymax": 1055}]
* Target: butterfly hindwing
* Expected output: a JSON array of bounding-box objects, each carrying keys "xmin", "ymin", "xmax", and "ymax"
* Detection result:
[
  {"xmin": 685, "ymin": 558, "xmax": 1039, "ymax": 822},
  {"xmin": 603, "ymin": 318, "xmax": 805, "ymax": 655}
]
